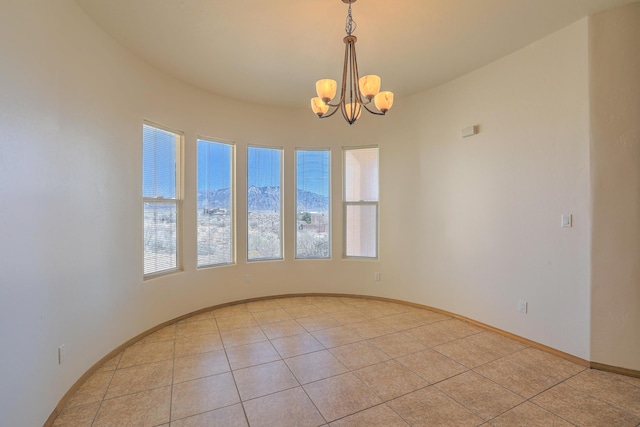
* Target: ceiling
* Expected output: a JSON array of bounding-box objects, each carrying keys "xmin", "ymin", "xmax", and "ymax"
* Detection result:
[{"xmin": 75, "ymin": 0, "xmax": 634, "ymax": 108}]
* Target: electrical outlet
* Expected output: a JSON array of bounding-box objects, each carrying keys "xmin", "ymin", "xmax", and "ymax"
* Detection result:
[
  {"xmin": 245, "ymin": 274, "xmax": 251, "ymax": 283},
  {"xmin": 518, "ymin": 300, "xmax": 528, "ymax": 314},
  {"xmin": 58, "ymin": 344, "xmax": 66, "ymax": 364},
  {"xmin": 374, "ymin": 272, "xmax": 381, "ymax": 281}
]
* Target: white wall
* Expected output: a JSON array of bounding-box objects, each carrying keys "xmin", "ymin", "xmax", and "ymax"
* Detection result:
[
  {"xmin": 590, "ymin": 2, "xmax": 640, "ymax": 371},
  {"xmin": 0, "ymin": 0, "xmax": 608, "ymax": 425},
  {"xmin": 373, "ymin": 20, "xmax": 591, "ymax": 358}
]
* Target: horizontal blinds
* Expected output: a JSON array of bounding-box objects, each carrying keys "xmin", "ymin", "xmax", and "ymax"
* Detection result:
[
  {"xmin": 197, "ymin": 139, "xmax": 234, "ymax": 267},
  {"xmin": 296, "ymin": 149, "xmax": 331, "ymax": 259},
  {"xmin": 143, "ymin": 124, "xmax": 181, "ymax": 276},
  {"xmin": 247, "ymin": 146, "xmax": 282, "ymax": 261}
]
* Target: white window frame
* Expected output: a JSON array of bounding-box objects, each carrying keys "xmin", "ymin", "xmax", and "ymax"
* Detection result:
[
  {"xmin": 196, "ymin": 137, "xmax": 236, "ymax": 268},
  {"xmin": 142, "ymin": 121, "xmax": 183, "ymax": 278},
  {"xmin": 295, "ymin": 148, "xmax": 331, "ymax": 260},
  {"xmin": 343, "ymin": 146, "xmax": 379, "ymax": 259}
]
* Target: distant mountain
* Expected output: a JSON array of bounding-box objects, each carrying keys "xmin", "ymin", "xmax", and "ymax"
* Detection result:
[{"xmin": 197, "ymin": 186, "xmax": 328, "ymax": 212}]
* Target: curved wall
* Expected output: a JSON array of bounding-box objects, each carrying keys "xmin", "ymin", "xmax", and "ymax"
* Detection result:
[{"xmin": 2, "ymin": 1, "xmax": 634, "ymax": 426}]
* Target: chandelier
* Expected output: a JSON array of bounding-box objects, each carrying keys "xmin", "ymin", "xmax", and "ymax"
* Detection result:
[{"xmin": 310, "ymin": 0, "xmax": 394, "ymax": 125}]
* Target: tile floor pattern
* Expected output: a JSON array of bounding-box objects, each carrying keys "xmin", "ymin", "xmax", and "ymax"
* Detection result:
[{"xmin": 53, "ymin": 296, "xmax": 640, "ymax": 426}]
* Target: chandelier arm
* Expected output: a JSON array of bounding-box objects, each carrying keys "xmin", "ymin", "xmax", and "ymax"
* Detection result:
[
  {"xmin": 317, "ymin": 105, "xmax": 342, "ymax": 119},
  {"xmin": 361, "ymin": 103, "xmax": 386, "ymax": 115}
]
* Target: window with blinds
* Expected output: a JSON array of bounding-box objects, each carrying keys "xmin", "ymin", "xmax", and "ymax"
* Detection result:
[
  {"xmin": 142, "ymin": 123, "xmax": 182, "ymax": 277},
  {"xmin": 344, "ymin": 146, "xmax": 379, "ymax": 258},
  {"xmin": 247, "ymin": 146, "xmax": 283, "ymax": 261},
  {"xmin": 197, "ymin": 139, "xmax": 234, "ymax": 268},
  {"xmin": 296, "ymin": 149, "xmax": 331, "ymax": 259}
]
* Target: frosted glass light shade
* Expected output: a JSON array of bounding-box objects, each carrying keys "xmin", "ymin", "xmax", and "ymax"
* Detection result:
[
  {"xmin": 311, "ymin": 97, "xmax": 329, "ymax": 116},
  {"xmin": 316, "ymin": 79, "xmax": 337, "ymax": 102},
  {"xmin": 345, "ymin": 102, "xmax": 362, "ymax": 121},
  {"xmin": 374, "ymin": 91, "xmax": 394, "ymax": 112},
  {"xmin": 358, "ymin": 75, "xmax": 381, "ymax": 99}
]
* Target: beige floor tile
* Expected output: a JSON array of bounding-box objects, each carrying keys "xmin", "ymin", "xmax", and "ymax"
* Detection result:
[
  {"xmin": 403, "ymin": 323, "xmax": 457, "ymax": 348},
  {"xmin": 285, "ymin": 350, "xmax": 349, "ymax": 384},
  {"xmin": 388, "ymin": 386, "xmax": 483, "ymax": 427},
  {"xmin": 345, "ymin": 319, "xmax": 396, "ymax": 339},
  {"xmin": 271, "ymin": 332, "xmax": 325, "ymax": 358},
  {"xmin": 532, "ymin": 382, "xmax": 640, "ymax": 426},
  {"xmin": 315, "ymin": 301, "xmax": 350, "ymax": 314},
  {"xmin": 234, "ymin": 360, "xmax": 299, "ymax": 400},
  {"xmin": 252, "ymin": 308, "xmax": 293, "ymax": 325},
  {"xmin": 397, "ymin": 349, "xmax": 468, "ymax": 383},
  {"xmin": 464, "ymin": 331, "xmax": 528, "ymax": 356},
  {"xmin": 170, "ymin": 403, "xmax": 248, "ymax": 426},
  {"xmin": 96, "ymin": 352, "xmax": 122, "ymax": 372},
  {"xmin": 173, "ymin": 349, "xmax": 230, "ymax": 383},
  {"xmin": 171, "ymin": 372, "xmax": 240, "ymax": 421},
  {"xmin": 303, "ymin": 372, "xmax": 382, "ymax": 422},
  {"xmin": 220, "ymin": 325, "xmax": 268, "ymax": 348},
  {"xmin": 354, "ymin": 359, "xmax": 429, "ymax": 401},
  {"xmin": 474, "ymin": 358, "xmax": 560, "ymax": 399},
  {"xmin": 430, "ymin": 319, "xmax": 484, "ymax": 339},
  {"xmin": 403, "ymin": 308, "xmax": 451, "ymax": 324},
  {"xmin": 243, "ymin": 386, "xmax": 325, "ymax": 427},
  {"xmin": 283, "ymin": 304, "xmax": 326, "ymax": 319},
  {"xmin": 65, "ymin": 370, "xmax": 114, "ymax": 408},
  {"xmin": 508, "ymin": 347, "xmax": 586, "ymax": 381},
  {"xmin": 226, "ymin": 340, "xmax": 281, "ymax": 370},
  {"xmin": 330, "ymin": 341, "xmax": 392, "ymax": 371},
  {"xmin": 369, "ymin": 332, "xmax": 427, "ymax": 358},
  {"xmin": 245, "ymin": 299, "xmax": 283, "ymax": 313},
  {"xmin": 296, "ymin": 314, "xmax": 342, "ymax": 331},
  {"xmin": 377, "ymin": 313, "xmax": 427, "ymax": 331},
  {"xmin": 564, "ymin": 369, "xmax": 640, "ymax": 417},
  {"xmin": 94, "ymin": 386, "xmax": 171, "ymax": 426},
  {"xmin": 180, "ymin": 309, "xmax": 215, "ymax": 323},
  {"xmin": 276, "ymin": 296, "xmax": 315, "ymax": 308},
  {"xmin": 260, "ymin": 319, "xmax": 307, "ymax": 339},
  {"xmin": 433, "ymin": 338, "xmax": 503, "ymax": 368},
  {"xmin": 174, "ymin": 332, "xmax": 223, "ymax": 357},
  {"xmin": 118, "ymin": 339, "xmax": 175, "ymax": 369},
  {"xmin": 175, "ymin": 318, "xmax": 218, "ymax": 338},
  {"xmin": 366, "ymin": 306, "xmax": 405, "ymax": 318},
  {"xmin": 435, "ymin": 371, "xmax": 524, "ymax": 420},
  {"xmin": 489, "ymin": 402, "xmax": 574, "ymax": 426},
  {"xmin": 52, "ymin": 295, "xmax": 640, "ymax": 427},
  {"xmin": 610, "ymin": 371, "xmax": 640, "ymax": 388},
  {"xmin": 105, "ymin": 360, "xmax": 173, "ymax": 399},
  {"xmin": 138, "ymin": 324, "xmax": 176, "ymax": 343},
  {"xmin": 329, "ymin": 403, "xmax": 409, "ymax": 426},
  {"xmin": 311, "ymin": 326, "xmax": 364, "ymax": 348},
  {"xmin": 213, "ymin": 303, "xmax": 249, "ymax": 318},
  {"xmin": 328, "ymin": 309, "xmax": 369, "ymax": 324},
  {"xmin": 216, "ymin": 313, "xmax": 259, "ymax": 332},
  {"xmin": 53, "ymin": 402, "xmax": 100, "ymax": 427}
]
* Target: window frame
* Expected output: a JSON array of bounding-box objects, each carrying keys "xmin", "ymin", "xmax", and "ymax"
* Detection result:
[
  {"xmin": 246, "ymin": 144, "xmax": 284, "ymax": 262},
  {"xmin": 343, "ymin": 146, "xmax": 379, "ymax": 259},
  {"xmin": 196, "ymin": 136, "xmax": 236, "ymax": 269},
  {"xmin": 295, "ymin": 147, "xmax": 332, "ymax": 260},
  {"xmin": 142, "ymin": 121, "xmax": 184, "ymax": 279}
]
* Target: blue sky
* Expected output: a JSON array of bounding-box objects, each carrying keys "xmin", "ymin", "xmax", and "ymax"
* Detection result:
[
  {"xmin": 144, "ymin": 125, "xmax": 329, "ymax": 197},
  {"xmin": 297, "ymin": 149, "xmax": 330, "ymax": 197}
]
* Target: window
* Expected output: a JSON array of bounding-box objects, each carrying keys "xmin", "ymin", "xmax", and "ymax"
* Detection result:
[
  {"xmin": 247, "ymin": 146, "xmax": 283, "ymax": 261},
  {"xmin": 344, "ymin": 146, "xmax": 379, "ymax": 258},
  {"xmin": 197, "ymin": 139, "xmax": 234, "ymax": 267},
  {"xmin": 143, "ymin": 123, "xmax": 182, "ymax": 276},
  {"xmin": 296, "ymin": 149, "xmax": 331, "ymax": 259}
]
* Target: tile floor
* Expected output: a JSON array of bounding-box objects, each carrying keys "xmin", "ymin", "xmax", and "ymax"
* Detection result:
[{"xmin": 52, "ymin": 296, "xmax": 640, "ymax": 426}]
